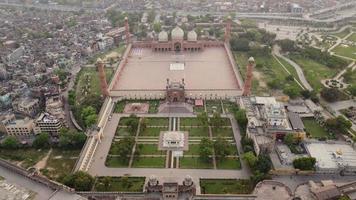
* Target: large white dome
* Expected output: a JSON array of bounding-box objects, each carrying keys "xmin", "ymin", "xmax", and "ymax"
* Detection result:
[
  {"xmin": 158, "ymin": 31, "xmax": 168, "ymax": 42},
  {"xmin": 171, "ymin": 26, "xmax": 184, "ymax": 40},
  {"xmin": 187, "ymin": 30, "xmax": 197, "ymax": 42}
]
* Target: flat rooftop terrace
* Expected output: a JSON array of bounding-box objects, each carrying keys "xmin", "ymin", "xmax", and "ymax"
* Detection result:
[{"xmin": 110, "ymin": 47, "xmax": 242, "ymax": 99}]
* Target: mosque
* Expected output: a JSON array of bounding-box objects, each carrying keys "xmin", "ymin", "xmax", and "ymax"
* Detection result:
[{"xmin": 106, "ymin": 18, "xmax": 244, "ymax": 100}]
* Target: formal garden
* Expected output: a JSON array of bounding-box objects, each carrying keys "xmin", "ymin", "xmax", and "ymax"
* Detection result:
[
  {"xmin": 200, "ymin": 179, "xmax": 253, "ymax": 194},
  {"xmin": 106, "ymin": 110, "xmax": 242, "ymax": 170}
]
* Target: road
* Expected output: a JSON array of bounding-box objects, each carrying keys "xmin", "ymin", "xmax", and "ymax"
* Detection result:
[
  {"xmin": 272, "ymin": 45, "xmax": 313, "ymax": 91},
  {"xmin": 88, "ymin": 113, "xmax": 251, "ymax": 184},
  {"xmin": 0, "ymin": 165, "xmax": 83, "ymax": 200}
]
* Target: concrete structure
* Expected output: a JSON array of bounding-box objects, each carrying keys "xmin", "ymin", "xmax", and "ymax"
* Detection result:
[
  {"xmin": 45, "ymin": 95, "xmax": 65, "ymax": 120},
  {"xmin": 5, "ymin": 118, "xmax": 34, "ymax": 136},
  {"xmin": 12, "ymin": 98, "xmax": 39, "ymax": 117},
  {"xmin": 305, "ymin": 142, "xmax": 356, "ymax": 174},
  {"xmin": 34, "ymin": 113, "xmax": 62, "ymax": 136},
  {"xmin": 242, "ymin": 57, "xmax": 255, "ymax": 96},
  {"xmin": 0, "ymin": 113, "xmax": 15, "ymax": 134}
]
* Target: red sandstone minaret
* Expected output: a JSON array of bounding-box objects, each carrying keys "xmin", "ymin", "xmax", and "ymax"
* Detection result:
[
  {"xmin": 224, "ymin": 16, "xmax": 232, "ymax": 43},
  {"xmin": 124, "ymin": 17, "xmax": 130, "ymax": 44},
  {"xmin": 96, "ymin": 58, "xmax": 109, "ymax": 97},
  {"xmin": 242, "ymin": 57, "xmax": 255, "ymax": 96}
]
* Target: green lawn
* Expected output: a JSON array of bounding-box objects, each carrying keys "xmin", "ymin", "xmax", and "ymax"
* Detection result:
[
  {"xmin": 137, "ymin": 144, "xmax": 165, "ymax": 155},
  {"xmin": 222, "ymin": 101, "xmax": 239, "ymax": 114},
  {"xmin": 331, "ymin": 29, "xmax": 351, "ymax": 39},
  {"xmin": 193, "ymin": 106, "xmax": 205, "ymax": 114},
  {"xmin": 41, "ymin": 149, "xmax": 80, "ymax": 181},
  {"xmin": 216, "ymin": 158, "xmax": 241, "ymax": 169},
  {"xmin": 145, "ymin": 117, "xmax": 169, "ymax": 126},
  {"xmin": 200, "ymin": 179, "xmax": 253, "ymax": 194},
  {"xmin": 185, "ymin": 144, "xmax": 201, "ymax": 155},
  {"xmin": 131, "ymin": 157, "xmax": 166, "ymax": 168},
  {"xmin": 139, "ymin": 127, "xmax": 167, "ymax": 137},
  {"xmin": 234, "ymin": 51, "xmax": 302, "ymax": 95},
  {"xmin": 332, "ymin": 44, "xmax": 356, "ymax": 60},
  {"xmin": 289, "ymin": 55, "xmax": 339, "ymax": 91},
  {"xmin": 346, "ymin": 33, "xmax": 356, "ymax": 42},
  {"xmin": 180, "ymin": 127, "xmax": 209, "ymax": 137},
  {"xmin": 94, "ymin": 177, "xmax": 145, "ymax": 192},
  {"xmin": 116, "ymin": 127, "xmax": 135, "ymax": 136},
  {"xmin": 212, "ymin": 127, "xmax": 234, "ymax": 137},
  {"xmin": 75, "ymin": 68, "xmax": 113, "ymax": 103},
  {"xmin": 148, "ymin": 100, "xmax": 160, "ymax": 113},
  {"xmin": 0, "ymin": 148, "xmax": 49, "ymax": 169},
  {"xmin": 302, "ymin": 118, "xmax": 330, "ymax": 139},
  {"xmin": 118, "ymin": 117, "xmax": 140, "ymax": 126},
  {"xmin": 180, "ymin": 117, "xmax": 202, "ymax": 126},
  {"xmin": 105, "ymin": 156, "xmax": 129, "ymax": 168},
  {"xmin": 180, "ymin": 157, "xmax": 214, "ymax": 169}
]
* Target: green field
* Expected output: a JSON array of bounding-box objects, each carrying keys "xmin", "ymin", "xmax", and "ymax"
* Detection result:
[
  {"xmin": 180, "ymin": 117, "xmax": 202, "ymax": 126},
  {"xmin": 332, "ymin": 44, "xmax": 356, "ymax": 59},
  {"xmin": 137, "ymin": 144, "xmax": 165, "ymax": 155},
  {"xmin": 212, "ymin": 127, "xmax": 234, "ymax": 137},
  {"xmin": 185, "ymin": 144, "xmax": 201, "ymax": 155},
  {"xmin": 289, "ymin": 55, "xmax": 339, "ymax": 91},
  {"xmin": 216, "ymin": 158, "xmax": 241, "ymax": 169},
  {"xmin": 0, "ymin": 148, "xmax": 48, "ymax": 169},
  {"xmin": 105, "ymin": 156, "xmax": 129, "ymax": 168},
  {"xmin": 180, "ymin": 127, "xmax": 209, "ymax": 137},
  {"xmin": 94, "ymin": 177, "xmax": 145, "ymax": 192},
  {"xmin": 75, "ymin": 68, "xmax": 113, "ymax": 103},
  {"xmin": 139, "ymin": 127, "xmax": 167, "ymax": 137},
  {"xmin": 145, "ymin": 117, "xmax": 169, "ymax": 126},
  {"xmin": 131, "ymin": 157, "xmax": 165, "ymax": 168},
  {"xmin": 331, "ymin": 29, "xmax": 351, "ymax": 39},
  {"xmin": 346, "ymin": 33, "xmax": 356, "ymax": 42},
  {"xmin": 116, "ymin": 127, "xmax": 135, "ymax": 136},
  {"xmin": 234, "ymin": 52, "xmax": 302, "ymax": 95},
  {"xmin": 302, "ymin": 118, "xmax": 330, "ymax": 139},
  {"xmin": 200, "ymin": 179, "xmax": 253, "ymax": 194},
  {"xmin": 180, "ymin": 157, "xmax": 214, "ymax": 169}
]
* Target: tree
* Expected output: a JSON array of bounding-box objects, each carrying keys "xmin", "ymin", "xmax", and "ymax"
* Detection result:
[
  {"xmin": 325, "ymin": 116, "xmax": 352, "ymax": 135},
  {"xmin": 126, "ymin": 115, "xmax": 139, "ymax": 134},
  {"xmin": 255, "ymin": 154, "xmax": 272, "ymax": 174},
  {"xmin": 235, "ymin": 109, "xmax": 248, "ymax": 131},
  {"xmin": 283, "ymin": 85, "xmax": 299, "ymax": 99},
  {"xmin": 197, "ymin": 112, "xmax": 209, "ymax": 127},
  {"xmin": 153, "ymin": 22, "xmax": 161, "ymax": 33},
  {"xmin": 210, "ymin": 112, "xmax": 223, "ymax": 129},
  {"xmin": 284, "ymin": 133, "xmax": 295, "ymax": 146},
  {"xmin": 59, "ymin": 128, "xmax": 86, "ymax": 149},
  {"xmin": 347, "ymin": 84, "xmax": 356, "ymax": 97},
  {"xmin": 199, "ymin": 137, "xmax": 213, "ymax": 162},
  {"xmin": 62, "ymin": 171, "xmax": 94, "ymax": 191},
  {"xmin": 230, "ymin": 37, "xmax": 250, "ymax": 51},
  {"xmin": 243, "ymin": 151, "xmax": 258, "ymax": 167},
  {"xmin": 320, "ymin": 88, "xmax": 340, "ymax": 102},
  {"xmin": 293, "ymin": 157, "xmax": 316, "ymax": 170},
  {"xmin": 140, "ymin": 117, "xmax": 147, "ymax": 133},
  {"xmin": 113, "ymin": 136, "xmax": 135, "ymax": 164},
  {"xmin": 1, "ymin": 136, "xmax": 19, "ymax": 149},
  {"xmin": 278, "ymin": 39, "xmax": 296, "ymax": 52},
  {"xmin": 33, "ymin": 133, "xmax": 50, "ymax": 149},
  {"xmin": 214, "ymin": 137, "xmax": 231, "ymax": 160},
  {"xmin": 80, "ymin": 106, "xmax": 97, "ymax": 128}
]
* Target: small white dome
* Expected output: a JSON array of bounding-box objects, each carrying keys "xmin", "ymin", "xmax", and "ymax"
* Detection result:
[
  {"xmin": 187, "ymin": 30, "xmax": 197, "ymax": 42},
  {"xmin": 171, "ymin": 26, "xmax": 184, "ymax": 40},
  {"xmin": 158, "ymin": 31, "xmax": 168, "ymax": 42}
]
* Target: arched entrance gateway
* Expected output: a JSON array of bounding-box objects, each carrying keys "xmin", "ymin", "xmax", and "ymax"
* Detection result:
[{"xmin": 174, "ymin": 42, "xmax": 181, "ymax": 52}]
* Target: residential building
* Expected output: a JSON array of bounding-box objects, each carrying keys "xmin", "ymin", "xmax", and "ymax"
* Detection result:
[
  {"xmin": 45, "ymin": 95, "xmax": 65, "ymax": 120},
  {"xmin": 5, "ymin": 118, "xmax": 34, "ymax": 136},
  {"xmin": 0, "ymin": 113, "xmax": 16, "ymax": 134},
  {"xmin": 12, "ymin": 98, "xmax": 40, "ymax": 117},
  {"xmin": 34, "ymin": 113, "xmax": 62, "ymax": 135}
]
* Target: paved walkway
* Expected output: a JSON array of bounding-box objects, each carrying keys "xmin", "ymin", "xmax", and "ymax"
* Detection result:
[
  {"xmin": 273, "ymin": 45, "xmax": 313, "ymax": 91},
  {"xmin": 88, "ymin": 113, "xmax": 251, "ymax": 182}
]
